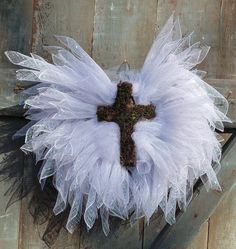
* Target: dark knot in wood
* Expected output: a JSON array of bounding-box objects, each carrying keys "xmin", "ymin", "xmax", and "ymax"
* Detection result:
[{"xmin": 97, "ymin": 82, "xmax": 156, "ymax": 167}]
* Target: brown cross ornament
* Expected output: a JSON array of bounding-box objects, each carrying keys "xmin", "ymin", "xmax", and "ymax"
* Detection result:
[{"xmin": 97, "ymin": 82, "xmax": 156, "ymax": 168}]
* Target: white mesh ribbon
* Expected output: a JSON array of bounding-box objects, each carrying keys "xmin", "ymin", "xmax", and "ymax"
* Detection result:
[{"xmin": 5, "ymin": 15, "xmax": 230, "ymax": 235}]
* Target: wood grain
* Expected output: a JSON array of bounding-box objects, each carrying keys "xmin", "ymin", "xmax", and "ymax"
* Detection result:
[
  {"xmin": 0, "ymin": 0, "xmax": 33, "ymax": 65},
  {"xmin": 92, "ymin": 0, "xmax": 158, "ymax": 69},
  {"xmin": 79, "ymin": 218, "xmax": 142, "ymax": 249},
  {"xmin": 0, "ymin": 0, "xmax": 33, "ymax": 118},
  {"xmin": 0, "ymin": 68, "xmax": 26, "ymax": 116},
  {"xmin": 0, "ymin": 1, "xmax": 33, "ymax": 249},
  {"xmin": 208, "ymin": 185, "xmax": 236, "ymax": 249},
  {"xmin": 156, "ymin": 0, "xmax": 223, "ymax": 79},
  {"xmin": 143, "ymin": 210, "xmax": 167, "ymax": 249},
  {"xmin": 0, "ymin": 179, "xmax": 21, "ymax": 249},
  {"xmin": 217, "ymin": 0, "xmax": 236, "ymax": 79},
  {"xmin": 18, "ymin": 194, "xmax": 81, "ymax": 249},
  {"xmin": 31, "ymin": 0, "xmax": 95, "ymax": 56},
  {"xmin": 186, "ymin": 222, "xmax": 208, "ymax": 249},
  {"xmin": 0, "ymin": 117, "xmax": 27, "ymax": 249}
]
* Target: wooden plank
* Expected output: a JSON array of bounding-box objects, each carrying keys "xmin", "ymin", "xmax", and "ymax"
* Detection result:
[
  {"xmin": 0, "ymin": 0, "xmax": 33, "ymax": 66},
  {"xmin": 18, "ymin": 194, "xmax": 81, "ymax": 249},
  {"xmin": 0, "ymin": 1, "xmax": 33, "ymax": 248},
  {"xmin": 0, "ymin": 0, "xmax": 33, "ymax": 116},
  {"xmin": 76, "ymin": 1, "xmax": 159, "ymax": 248},
  {"xmin": 92, "ymin": 0, "xmax": 158, "ymax": 69},
  {"xmin": 186, "ymin": 222, "xmax": 208, "ymax": 249},
  {"xmin": 0, "ymin": 68, "xmax": 26, "ymax": 117},
  {"xmin": 208, "ymin": 185, "xmax": 236, "ymax": 249},
  {"xmin": 144, "ymin": 3, "xmax": 236, "ymax": 245},
  {"xmin": 78, "ymin": 217, "xmax": 144, "ymax": 249},
  {"xmin": 217, "ymin": 0, "xmax": 236, "ymax": 79},
  {"xmin": 0, "ymin": 0, "xmax": 33, "ymax": 114},
  {"xmin": 155, "ymin": 0, "xmax": 223, "ymax": 79},
  {"xmin": 149, "ymin": 134, "xmax": 236, "ymax": 249},
  {"xmin": 18, "ymin": 1, "xmax": 96, "ymax": 248},
  {"xmin": 143, "ymin": 211, "xmax": 167, "ymax": 249},
  {"xmin": 0, "ymin": 117, "xmax": 27, "ymax": 249},
  {"xmin": 0, "ymin": 178, "xmax": 21, "ymax": 249},
  {"xmin": 0, "ymin": 0, "xmax": 95, "ymax": 117},
  {"xmin": 31, "ymin": 0, "xmax": 95, "ymax": 56},
  {"xmin": 18, "ymin": 195, "xmax": 46, "ymax": 249}
]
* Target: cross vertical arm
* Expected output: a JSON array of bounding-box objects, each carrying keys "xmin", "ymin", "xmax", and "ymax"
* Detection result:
[{"xmin": 97, "ymin": 82, "xmax": 156, "ymax": 167}]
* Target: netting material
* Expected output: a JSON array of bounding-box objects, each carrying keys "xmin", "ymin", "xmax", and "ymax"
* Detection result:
[{"xmin": 4, "ymin": 15, "xmax": 230, "ymax": 236}]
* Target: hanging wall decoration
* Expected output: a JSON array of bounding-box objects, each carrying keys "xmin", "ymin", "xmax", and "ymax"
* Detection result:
[{"xmin": 2, "ymin": 15, "xmax": 230, "ymax": 244}]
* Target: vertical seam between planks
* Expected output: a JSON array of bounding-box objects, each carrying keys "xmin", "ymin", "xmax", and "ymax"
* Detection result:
[
  {"xmin": 218, "ymin": 0, "xmax": 224, "ymax": 78},
  {"xmin": 18, "ymin": 1, "xmax": 37, "ymax": 248},
  {"xmin": 31, "ymin": 0, "xmax": 38, "ymax": 53},
  {"xmin": 90, "ymin": 0, "xmax": 97, "ymax": 58},
  {"xmin": 17, "ymin": 199, "xmax": 23, "ymax": 249},
  {"xmin": 206, "ymin": 219, "xmax": 210, "ymax": 249},
  {"xmin": 139, "ymin": 218, "xmax": 145, "ymax": 249},
  {"xmin": 78, "ymin": 226, "xmax": 81, "ymax": 249},
  {"xmin": 156, "ymin": 0, "xmax": 159, "ymax": 35}
]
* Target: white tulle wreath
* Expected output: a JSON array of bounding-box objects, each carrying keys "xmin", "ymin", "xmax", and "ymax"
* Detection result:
[{"xmin": 5, "ymin": 15, "xmax": 230, "ymax": 235}]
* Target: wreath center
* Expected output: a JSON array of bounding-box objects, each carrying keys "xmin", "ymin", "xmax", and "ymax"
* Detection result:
[{"xmin": 97, "ymin": 81, "xmax": 156, "ymax": 167}]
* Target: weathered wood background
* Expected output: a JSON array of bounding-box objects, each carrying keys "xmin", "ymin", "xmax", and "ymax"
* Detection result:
[{"xmin": 0, "ymin": 0, "xmax": 236, "ymax": 248}]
